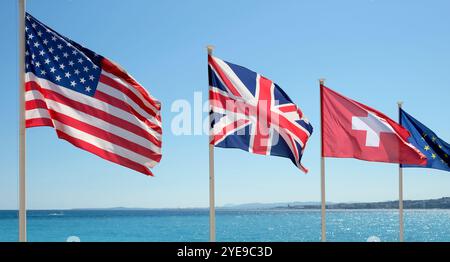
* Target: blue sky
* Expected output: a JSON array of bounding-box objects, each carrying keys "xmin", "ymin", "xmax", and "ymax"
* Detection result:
[{"xmin": 0, "ymin": 0, "xmax": 449, "ymax": 209}]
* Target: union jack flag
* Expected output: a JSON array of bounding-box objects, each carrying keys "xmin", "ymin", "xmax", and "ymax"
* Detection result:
[{"xmin": 208, "ymin": 55, "xmax": 313, "ymax": 172}]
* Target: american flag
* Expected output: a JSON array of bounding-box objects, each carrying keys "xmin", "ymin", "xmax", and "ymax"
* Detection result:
[
  {"xmin": 208, "ymin": 55, "xmax": 313, "ymax": 172},
  {"xmin": 24, "ymin": 13, "xmax": 162, "ymax": 176}
]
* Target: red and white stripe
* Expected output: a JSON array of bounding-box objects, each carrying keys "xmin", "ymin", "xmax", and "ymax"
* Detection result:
[{"xmin": 25, "ymin": 58, "xmax": 162, "ymax": 176}]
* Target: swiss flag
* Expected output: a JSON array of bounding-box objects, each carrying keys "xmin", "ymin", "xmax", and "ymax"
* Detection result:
[{"xmin": 321, "ymin": 85, "xmax": 426, "ymax": 165}]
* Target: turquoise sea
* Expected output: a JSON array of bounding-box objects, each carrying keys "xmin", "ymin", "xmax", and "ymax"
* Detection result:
[{"xmin": 1, "ymin": 209, "xmax": 450, "ymax": 242}]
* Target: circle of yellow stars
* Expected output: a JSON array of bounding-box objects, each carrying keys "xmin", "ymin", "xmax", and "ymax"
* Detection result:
[{"xmin": 420, "ymin": 132, "xmax": 448, "ymax": 167}]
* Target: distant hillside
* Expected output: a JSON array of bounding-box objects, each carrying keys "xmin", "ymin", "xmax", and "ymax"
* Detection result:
[
  {"xmin": 65, "ymin": 197, "xmax": 450, "ymax": 211},
  {"xmin": 282, "ymin": 197, "xmax": 450, "ymax": 210},
  {"xmin": 221, "ymin": 201, "xmax": 323, "ymax": 210}
]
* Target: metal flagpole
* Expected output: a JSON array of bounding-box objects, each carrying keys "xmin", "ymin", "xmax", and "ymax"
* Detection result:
[
  {"xmin": 207, "ymin": 45, "xmax": 216, "ymax": 242},
  {"xmin": 18, "ymin": 0, "xmax": 27, "ymax": 242},
  {"xmin": 397, "ymin": 101, "xmax": 404, "ymax": 242},
  {"xmin": 319, "ymin": 79, "xmax": 326, "ymax": 242}
]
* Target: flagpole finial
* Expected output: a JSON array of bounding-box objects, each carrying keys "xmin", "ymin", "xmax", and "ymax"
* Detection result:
[
  {"xmin": 397, "ymin": 101, "xmax": 403, "ymax": 108},
  {"xmin": 207, "ymin": 45, "xmax": 214, "ymax": 55},
  {"xmin": 319, "ymin": 78, "xmax": 325, "ymax": 86}
]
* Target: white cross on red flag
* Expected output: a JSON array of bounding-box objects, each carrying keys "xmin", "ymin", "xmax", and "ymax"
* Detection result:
[{"xmin": 320, "ymin": 84, "xmax": 427, "ymax": 165}]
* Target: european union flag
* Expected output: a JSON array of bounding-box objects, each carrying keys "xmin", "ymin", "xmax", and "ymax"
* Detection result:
[{"xmin": 400, "ymin": 109, "xmax": 449, "ymax": 172}]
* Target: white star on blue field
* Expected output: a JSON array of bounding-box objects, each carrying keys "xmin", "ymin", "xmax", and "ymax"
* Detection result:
[{"xmin": 25, "ymin": 13, "xmax": 102, "ymax": 96}]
